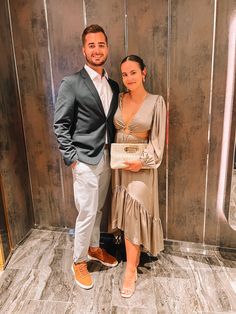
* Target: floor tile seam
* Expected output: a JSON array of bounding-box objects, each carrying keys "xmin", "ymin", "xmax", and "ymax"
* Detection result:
[
  {"xmin": 54, "ymin": 247, "xmax": 74, "ymax": 253},
  {"xmin": 201, "ymin": 312, "xmax": 236, "ymax": 314},
  {"xmin": 152, "ymin": 275, "xmax": 194, "ymax": 282},
  {"xmin": 5, "ymin": 264, "xmax": 75, "ymax": 272},
  {"xmin": 67, "ymin": 281, "xmax": 76, "ymax": 303},
  {"xmin": 111, "ymin": 263, "xmax": 123, "ymax": 288},
  {"xmin": 33, "ymin": 228, "xmax": 65, "ymax": 234},
  {"xmin": 110, "ymin": 269, "xmax": 116, "ymax": 310},
  {"xmin": 108, "ymin": 271, "xmax": 114, "ymax": 314},
  {"xmin": 164, "ymin": 247, "xmax": 220, "ymax": 255},
  {"xmin": 190, "ymin": 267, "xmax": 236, "ymax": 276},
  {"xmin": 114, "ymin": 304, "xmax": 158, "ymax": 310},
  {"xmin": 180, "ymin": 266, "xmax": 229, "ymax": 271},
  {"xmin": 64, "ymin": 300, "xmax": 73, "ymax": 313},
  {"xmin": 186, "ymin": 257, "xmax": 226, "ymax": 271},
  {"xmin": 182, "ymin": 252, "xmax": 219, "ymax": 258},
  {"xmin": 3, "ymin": 266, "xmax": 44, "ymax": 274},
  {"xmin": 23, "ymin": 298, "xmax": 71, "ymax": 304},
  {"xmin": 152, "ymin": 261, "xmax": 192, "ymax": 267},
  {"xmin": 113, "ymin": 306, "xmax": 158, "ymax": 311},
  {"xmin": 153, "ymin": 283, "xmax": 169, "ymax": 312},
  {"xmin": 150, "ymin": 270, "xmax": 159, "ymax": 311},
  {"xmin": 152, "ymin": 265, "xmax": 194, "ymax": 274},
  {"xmin": 156, "ymin": 253, "xmax": 194, "ymax": 260}
]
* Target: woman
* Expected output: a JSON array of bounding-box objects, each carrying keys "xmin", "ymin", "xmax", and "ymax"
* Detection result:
[{"xmin": 111, "ymin": 55, "xmax": 166, "ymax": 298}]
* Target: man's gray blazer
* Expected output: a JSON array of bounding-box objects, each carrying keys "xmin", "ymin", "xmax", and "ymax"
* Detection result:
[{"xmin": 54, "ymin": 68, "xmax": 119, "ymax": 166}]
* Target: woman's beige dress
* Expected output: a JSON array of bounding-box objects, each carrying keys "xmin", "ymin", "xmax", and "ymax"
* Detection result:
[{"xmin": 111, "ymin": 92, "xmax": 166, "ymax": 256}]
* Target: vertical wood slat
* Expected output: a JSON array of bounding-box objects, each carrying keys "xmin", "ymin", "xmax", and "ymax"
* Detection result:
[
  {"xmin": 46, "ymin": 0, "xmax": 85, "ymax": 227},
  {"xmin": 205, "ymin": 0, "xmax": 232, "ymax": 245},
  {"xmin": 0, "ymin": 247, "xmax": 4, "ymax": 270},
  {"xmin": 0, "ymin": 0, "xmax": 33, "ymax": 247},
  {"xmin": 168, "ymin": 0, "xmax": 214, "ymax": 242},
  {"xmin": 9, "ymin": 0, "xmax": 64, "ymax": 227},
  {"xmin": 84, "ymin": 0, "xmax": 126, "ymax": 230},
  {"xmin": 219, "ymin": 0, "xmax": 236, "ymax": 248},
  {"xmin": 0, "ymin": 175, "xmax": 11, "ymax": 269},
  {"xmin": 205, "ymin": 0, "xmax": 236, "ymax": 248},
  {"xmin": 126, "ymin": 0, "xmax": 168, "ymax": 236},
  {"xmin": 221, "ymin": 71, "xmax": 236, "ymax": 247},
  {"xmin": 84, "ymin": 0, "xmax": 126, "ymax": 86}
]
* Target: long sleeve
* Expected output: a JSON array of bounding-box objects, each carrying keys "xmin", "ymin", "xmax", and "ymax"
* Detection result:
[
  {"xmin": 140, "ymin": 95, "xmax": 166, "ymax": 168},
  {"xmin": 54, "ymin": 79, "xmax": 78, "ymax": 166}
]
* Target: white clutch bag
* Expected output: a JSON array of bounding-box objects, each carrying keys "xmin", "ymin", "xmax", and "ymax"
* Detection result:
[{"xmin": 110, "ymin": 143, "xmax": 148, "ymax": 169}]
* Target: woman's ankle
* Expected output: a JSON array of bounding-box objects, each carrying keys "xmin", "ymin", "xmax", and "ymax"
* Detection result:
[{"xmin": 125, "ymin": 265, "xmax": 137, "ymax": 274}]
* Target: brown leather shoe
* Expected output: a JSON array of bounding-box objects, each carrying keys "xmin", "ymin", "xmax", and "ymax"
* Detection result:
[
  {"xmin": 88, "ymin": 247, "xmax": 118, "ymax": 267},
  {"xmin": 71, "ymin": 261, "xmax": 93, "ymax": 289}
]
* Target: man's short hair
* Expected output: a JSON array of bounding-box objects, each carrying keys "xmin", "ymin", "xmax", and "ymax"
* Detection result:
[{"xmin": 82, "ymin": 24, "xmax": 108, "ymax": 46}]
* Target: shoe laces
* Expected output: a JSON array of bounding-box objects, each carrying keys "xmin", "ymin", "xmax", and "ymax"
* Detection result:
[{"xmin": 75, "ymin": 262, "xmax": 88, "ymax": 277}]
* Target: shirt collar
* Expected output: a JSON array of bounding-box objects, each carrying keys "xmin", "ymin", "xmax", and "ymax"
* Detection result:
[{"xmin": 84, "ymin": 64, "xmax": 108, "ymax": 80}]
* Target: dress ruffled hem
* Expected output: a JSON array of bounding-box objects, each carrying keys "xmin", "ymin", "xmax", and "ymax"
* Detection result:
[{"xmin": 111, "ymin": 185, "xmax": 164, "ymax": 256}]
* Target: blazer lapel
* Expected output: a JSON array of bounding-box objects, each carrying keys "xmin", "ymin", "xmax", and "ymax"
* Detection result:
[
  {"xmin": 80, "ymin": 68, "xmax": 105, "ymax": 116},
  {"xmin": 107, "ymin": 79, "xmax": 118, "ymax": 117}
]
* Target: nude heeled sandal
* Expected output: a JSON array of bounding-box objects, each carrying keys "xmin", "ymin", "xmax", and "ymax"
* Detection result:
[{"xmin": 121, "ymin": 269, "xmax": 138, "ymax": 298}]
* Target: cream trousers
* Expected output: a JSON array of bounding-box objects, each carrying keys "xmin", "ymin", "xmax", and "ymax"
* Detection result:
[{"xmin": 72, "ymin": 149, "xmax": 111, "ymax": 263}]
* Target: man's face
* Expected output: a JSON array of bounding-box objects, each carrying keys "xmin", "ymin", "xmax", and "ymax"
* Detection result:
[{"xmin": 82, "ymin": 32, "xmax": 108, "ymax": 68}]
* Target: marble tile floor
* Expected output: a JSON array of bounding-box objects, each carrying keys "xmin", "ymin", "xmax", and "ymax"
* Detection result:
[{"xmin": 0, "ymin": 228, "xmax": 236, "ymax": 314}]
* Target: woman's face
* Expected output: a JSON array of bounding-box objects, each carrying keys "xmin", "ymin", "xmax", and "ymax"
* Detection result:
[{"xmin": 121, "ymin": 60, "xmax": 146, "ymax": 91}]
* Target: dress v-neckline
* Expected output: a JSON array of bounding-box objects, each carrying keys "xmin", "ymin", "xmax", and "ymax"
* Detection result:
[{"xmin": 120, "ymin": 92, "xmax": 149, "ymax": 128}]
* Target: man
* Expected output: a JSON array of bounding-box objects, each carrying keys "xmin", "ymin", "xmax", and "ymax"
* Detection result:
[{"xmin": 54, "ymin": 24, "xmax": 119, "ymax": 290}]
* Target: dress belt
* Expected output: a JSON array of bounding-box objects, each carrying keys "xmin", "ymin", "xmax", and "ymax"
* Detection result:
[{"xmin": 118, "ymin": 129, "xmax": 149, "ymax": 139}]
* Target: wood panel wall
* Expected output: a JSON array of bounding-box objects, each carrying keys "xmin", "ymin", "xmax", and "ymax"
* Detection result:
[
  {"xmin": 0, "ymin": 0, "xmax": 33, "ymax": 250},
  {"xmin": 126, "ymin": 0, "xmax": 168, "ymax": 236},
  {"xmin": 1, "ymin": 0, "xmax": 236, "ymax": 249},
  {"xmin": 168, "ymin": 0, "xmax": 214, "ymax": 242},
  {"xmin": 206, "ymin": 0, "xmax": 236, "ymax": 248}
]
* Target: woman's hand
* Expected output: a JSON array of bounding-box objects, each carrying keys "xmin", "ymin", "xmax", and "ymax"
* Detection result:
[{"xmin": 123, "ymin": 160, "xmax": 143, "ymax": 172}]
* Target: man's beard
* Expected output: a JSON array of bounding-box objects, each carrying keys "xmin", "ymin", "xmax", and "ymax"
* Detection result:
[{"xmin": 85, "ymin": 54, "xmax": 107, "ymax": 67}]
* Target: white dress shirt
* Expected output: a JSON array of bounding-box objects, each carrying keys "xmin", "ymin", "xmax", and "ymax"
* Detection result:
[{"xmin": 84, "ymin": 64, "xmax": 113, "ymax": 116}]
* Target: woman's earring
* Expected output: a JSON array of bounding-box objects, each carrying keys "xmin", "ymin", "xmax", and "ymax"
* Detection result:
[{"xmin": 143, "ymin": 76, "xmax": 145, "ymax": 82}]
